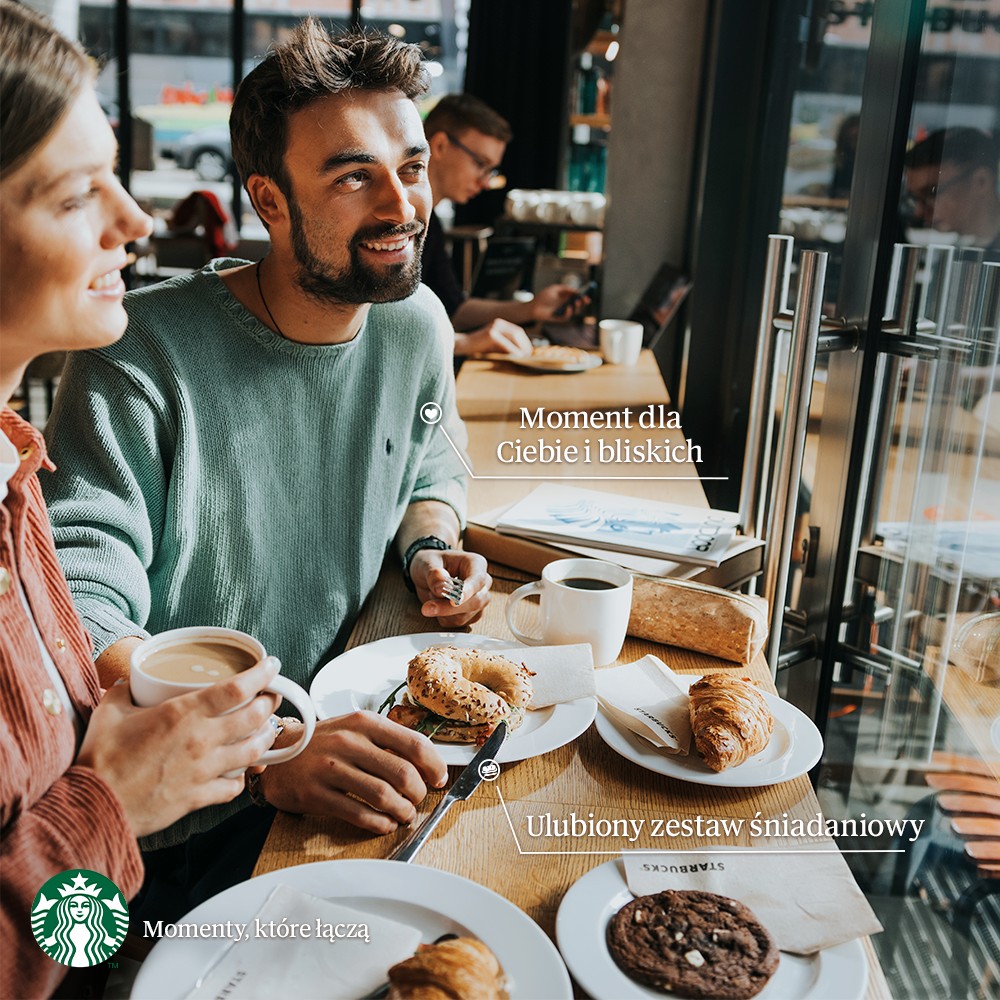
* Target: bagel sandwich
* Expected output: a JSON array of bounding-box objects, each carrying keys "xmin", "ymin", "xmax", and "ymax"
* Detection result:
[{"xmin": 383, "ymin": 645, "xmax": 534, "ymax": 744}]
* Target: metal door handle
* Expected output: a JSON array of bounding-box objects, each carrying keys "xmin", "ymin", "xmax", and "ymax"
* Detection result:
[
  {"xmin": 762, "ymin": 249, "xmax": 828, "ymax": 673},
  {"xmin": 739, "ymin": 234, "xmax": 793, "ymax": 541}
]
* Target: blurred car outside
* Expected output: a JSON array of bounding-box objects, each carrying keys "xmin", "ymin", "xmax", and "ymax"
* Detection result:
[{"xmin": 161, "ymin": 126, "xmax": 234, "ymax": 181}]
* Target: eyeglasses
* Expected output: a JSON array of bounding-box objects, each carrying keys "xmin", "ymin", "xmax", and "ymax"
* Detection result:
[
  {"xmin": 904, "ymin": 166, "xmax": 976, "ymax": 211},
  {"xmin": 445, "ymin": 132, "xmax": 502, "ymax": 180}
]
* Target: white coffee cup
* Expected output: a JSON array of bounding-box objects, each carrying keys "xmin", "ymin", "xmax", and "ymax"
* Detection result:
[
  {"xmin": 568, "ymin": 192, "xmax": 606, "ymax": 227},
  {"xmin": 130, "ymin": 626, "xmax": 316, "ymax": 767},
  {"xmin": 505, "ymin": 558, "xmax": 633, "ymax": 666},
  {"xmin": 599, "ymin": 319, "xmax": 644, "ymax": 366}
]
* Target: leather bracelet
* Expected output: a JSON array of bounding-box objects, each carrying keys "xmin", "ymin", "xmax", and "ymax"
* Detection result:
[
  {"xmin": 401, "ymin": 535, "xmax": 450, "ymax": 592},
  {"xmin": 246, "ymin": 770, "xmax": 269, "ymax": 808},
  {"xmin": 246, "ymin": 716, "xmax": 293, "ymax": 808}
]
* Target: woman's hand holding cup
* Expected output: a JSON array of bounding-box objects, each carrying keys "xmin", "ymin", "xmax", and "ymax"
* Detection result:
[
  {"xmin": 76, "ymin": 654, "xmax": 283, "ymax": 837},
  {"xmin": 128, "ymin": 627, "xmax": 317, "ymax": 772}
]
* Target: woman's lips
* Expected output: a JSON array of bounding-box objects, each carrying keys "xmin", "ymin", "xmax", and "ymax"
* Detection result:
[{"xmin": 88, "ymin": 266, "xmax": 126, "ymax": 297}]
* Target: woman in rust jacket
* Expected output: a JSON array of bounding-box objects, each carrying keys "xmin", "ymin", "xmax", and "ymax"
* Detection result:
[{"xmin": 0, "ymin": 6, "xmax": 281, "ymax": 996}]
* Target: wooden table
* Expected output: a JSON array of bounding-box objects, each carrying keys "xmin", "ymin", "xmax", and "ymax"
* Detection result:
[
  {"xmin": 253, "ymin": 353, "xmax": 890, "ymax": 998},
  {"xmin": 255, "ymin": 568, "xmax": 890, "ymax": 998},
  {"xmin": 941, "ymin": 656, "xmax": 1000, "ymax": 783}
]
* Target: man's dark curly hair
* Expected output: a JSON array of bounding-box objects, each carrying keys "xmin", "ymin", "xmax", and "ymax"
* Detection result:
[{"xmin": 230, "ymin": 18, "xmax": 429, "ymax": 198}]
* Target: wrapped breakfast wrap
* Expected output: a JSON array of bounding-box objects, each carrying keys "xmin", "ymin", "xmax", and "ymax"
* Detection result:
[{"xmin": 628, "ymin": 577, "xmax": 768, "ymax": 665}]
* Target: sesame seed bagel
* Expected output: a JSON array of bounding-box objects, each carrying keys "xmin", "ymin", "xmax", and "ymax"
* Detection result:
[{"xmin": 388, "ymin": 645, "xmax": 533, "ymax": 742}]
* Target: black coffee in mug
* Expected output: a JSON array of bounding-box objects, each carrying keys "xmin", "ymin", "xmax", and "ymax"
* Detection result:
[{"xmin": 561, "ymin": 577, "xmax": 618, "ymax": 591}]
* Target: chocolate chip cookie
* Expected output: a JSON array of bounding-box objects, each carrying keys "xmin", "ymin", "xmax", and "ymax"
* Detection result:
[{"xmin": 607, "ymin": 889, "xmax": 780, "ymax": 998}]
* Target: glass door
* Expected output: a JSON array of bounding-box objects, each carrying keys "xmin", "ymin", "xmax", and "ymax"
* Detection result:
[{"xmin": 761, "ymin": 1, "xmax": 1000, "ymax": 995}]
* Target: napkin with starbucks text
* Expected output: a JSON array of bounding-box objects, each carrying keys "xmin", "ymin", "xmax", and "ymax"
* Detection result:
[
  {"xmin": 594, "ymin": 655, "xmax": 692, "ymax": 754},
  {"xmin": 186, "ymin": 884, "xmax": 420, "ymax": 998},
  {"xmin": 622, "ymin": 845, "xmax": 882, "ymax": 954}
]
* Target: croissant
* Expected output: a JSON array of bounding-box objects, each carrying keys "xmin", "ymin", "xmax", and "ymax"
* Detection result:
[
  {"xmin": 387, "ymin": 937, "xmax": 508, "ymax": 999},
  {"xmin": 688, "ymin": 674, "xmax": 773, "ymax": 771}
]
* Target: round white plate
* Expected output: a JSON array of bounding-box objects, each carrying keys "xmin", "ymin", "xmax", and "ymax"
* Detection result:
[
  {"xmin": 310, "ymin": 632, "xmax": 597, "ymax": 765},
  {"xmin": 595, "ymin": 677, "xmax": 823, "ymax": 787},
  {"xmin": 133, "ymin": 859, "xmax": 571, "ymax": 999},
  {"xmin": 555, "ymin": 859, "xmax": 867, "ymax": 1000},
  {"xmin": 481, "ymin": 352, "xmax": 603, "ymax": 373}
]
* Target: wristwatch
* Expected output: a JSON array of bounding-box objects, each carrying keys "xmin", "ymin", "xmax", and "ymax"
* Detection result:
[{"xmin": 401, "ymin": 535, "xmax": 451, "ymax": 592}]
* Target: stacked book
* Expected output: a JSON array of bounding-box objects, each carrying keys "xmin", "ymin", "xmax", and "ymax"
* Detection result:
[{"xmin": 466, "ymin": 484, "xmax": 764, "ymax": 588}]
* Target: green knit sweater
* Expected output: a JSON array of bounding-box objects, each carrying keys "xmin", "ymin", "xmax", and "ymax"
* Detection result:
[{"xmin": 43, "ymin": 260, "xmax": 466, "ymax": 847}]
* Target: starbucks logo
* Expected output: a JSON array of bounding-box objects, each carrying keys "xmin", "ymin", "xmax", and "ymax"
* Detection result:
[{"xmin": 31, "ymin": 870, "xmax": 129, "ymax": 967}]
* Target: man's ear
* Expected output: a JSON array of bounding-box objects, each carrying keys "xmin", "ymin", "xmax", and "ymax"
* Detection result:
[
  {"xmin": 246, "ymin": 174, "xmax": 286, "ymax": 229},
  {"xmin": 428, "ymin": 131, "xmax": 450, "ymax": 159}
]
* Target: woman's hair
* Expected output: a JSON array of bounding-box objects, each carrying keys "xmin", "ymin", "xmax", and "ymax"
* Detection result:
[
  {"xmin": 230, "ymin": 18, "xmax": 428, "ymax": 197},
  {"xmin": 0, "ymin": 0, "xmax": 95, "ymax": 179}
]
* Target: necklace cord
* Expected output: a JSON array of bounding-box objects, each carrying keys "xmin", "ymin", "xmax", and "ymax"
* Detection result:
[{"xmin": 255, "ymin": 259, "xmax": 287, "ymax": 339}]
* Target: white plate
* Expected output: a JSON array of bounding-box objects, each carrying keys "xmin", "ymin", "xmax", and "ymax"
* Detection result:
[
  {"xmin": 310, "ymin": 632, "xmax": 597, "ymax": 765},
  {"xmin": 481, "ymin": 351, "xmax": 603, "ymax": 373},
  {"xmin": 595, "ymin": 677, "xmax": 823, "ymax": 787},
  {"xmin": 133, "ymin": 859, "xmax": 571, "ymax": 999},
  {"xmin": 555, "ymin": 859, "xmax": 867, "ymax": 1000}
]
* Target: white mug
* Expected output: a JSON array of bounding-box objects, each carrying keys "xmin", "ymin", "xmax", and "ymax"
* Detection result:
[
  {"xmin": 130, "ymin": 626, "xmax": 316, "ymax": 767},
  {"xmin": 505, "ymin": 558, "xmax": 633, "ymax": 666},
  {"xmin": 568, "ymin": 192, "xmax": 606, "ymax": 227},
  {"xmin": 599, "ymin": 319, "xmax": 644, "ymax": 366}
]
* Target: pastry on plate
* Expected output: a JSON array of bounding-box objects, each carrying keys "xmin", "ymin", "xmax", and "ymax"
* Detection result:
[
  {"xmin": 607, "ymin": 889, "xmax": 779, "ymax": 999},
  {"xmin": 528, "ymin": 344, "xmax": 595, "ymax": 365},
  {"xmin": 387, "ymin": 936, "xmax": 508, "ymax": 999},
  {"xmin": 688, "ymin": 674, "xmax": 774, "ymax": 771}
]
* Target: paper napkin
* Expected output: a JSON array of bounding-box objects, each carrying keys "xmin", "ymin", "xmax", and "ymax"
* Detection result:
[
  {"xmin": 186, "ymin": 884, "xmax": 421, "ymax": 998},
  {"xmin": 495, "ymin": 643, "xmax": 596, "ymax": 708},
  {"xmin": 595, "ymin": 655, "xmax": 692, "ymax": 754},
  {"xmin": 623, "ymin": 845, "xmax": 882, "ymax": 954}
]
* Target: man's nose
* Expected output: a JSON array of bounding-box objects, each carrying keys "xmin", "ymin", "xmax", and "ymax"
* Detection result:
[{"xmin": 375, "ymin": 172, "xmax": 417, "ymax": 225}]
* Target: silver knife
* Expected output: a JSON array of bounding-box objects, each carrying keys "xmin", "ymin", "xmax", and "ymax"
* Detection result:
[{"xmin": 388, "ymin": 720, "xmax": 507, "ymax": 863}]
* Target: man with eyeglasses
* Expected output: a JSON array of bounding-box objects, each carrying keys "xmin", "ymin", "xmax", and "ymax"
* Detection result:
[
  {"xmin": 904, "ymin": 128, "xmax": 1000, "ymax": 410},
  {"xmin": 423, "ymin": 94, "xmax": 582, "ymax": 357},
  {"xmin": 903, "ymin": 127, "xmax": 1000, "ymax": 256}
]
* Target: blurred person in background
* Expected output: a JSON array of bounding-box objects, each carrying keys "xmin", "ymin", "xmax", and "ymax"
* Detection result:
[
  {"xmin": 423, "ymin": 94, "xmax": 583, "ymax": 357},
  {"xmin": 903, "ymin": 127, "xmax": 1000, "ymax": 255}
]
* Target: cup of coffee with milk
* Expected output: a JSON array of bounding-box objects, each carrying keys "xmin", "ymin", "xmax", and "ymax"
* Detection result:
[{"xmin": 130, "ymin": 626, "xmax": 316, "ymax": 765}]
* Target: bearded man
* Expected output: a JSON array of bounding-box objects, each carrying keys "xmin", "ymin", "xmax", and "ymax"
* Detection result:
[{"xmin": 42, "ymin": 20, "xmax": 490, "ymax": 922}]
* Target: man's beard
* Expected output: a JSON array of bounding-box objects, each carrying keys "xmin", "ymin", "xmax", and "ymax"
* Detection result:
[{"xmin": 287, "ymin": 193, "xmax": 425, "ymax": 305}]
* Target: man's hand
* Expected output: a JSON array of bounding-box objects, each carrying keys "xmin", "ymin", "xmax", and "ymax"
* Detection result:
[
  {"xmin": 408, "ymin": 547, "xmax": 492, "ymax": 627},
  {"xmin": 76, "ymin": 657, "xmax": 281, "ymax": 837},
  {"xmin": 454, "ymin": 319, "xmax": 532, "ymax": 358},
  {"xmin": 530, "ymin": 283, "xmax": 589, "ymax": 323},
  {"xmin": 256, "ymin": 711, "xmax": 449, "ymax": 834}
]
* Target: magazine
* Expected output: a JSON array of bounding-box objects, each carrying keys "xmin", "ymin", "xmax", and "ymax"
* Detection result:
[{"xmin": 495, "ymin": 483, "xmax": 742, "ymax": 568}]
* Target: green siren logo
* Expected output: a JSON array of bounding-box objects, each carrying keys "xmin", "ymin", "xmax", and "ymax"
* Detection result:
[{"xmin": 31, "ymin": 870, "xmax": 129, "ymax": 967}]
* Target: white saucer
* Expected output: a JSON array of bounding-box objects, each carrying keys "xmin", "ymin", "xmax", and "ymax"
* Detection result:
[
  {"xmin": 596, "ymin": 677, "xmax": 823, "ymax": 786},
  {"xmin": 133, "ymin": 859, "xmax": 572, "ymax": 999},
  {"xmin": 310, "ymin": 632, "xmax": 596, "ymax": 765},
  {"xmin": 555, "ymin": 858, "xmax": 867, "ymax": 1000}
]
